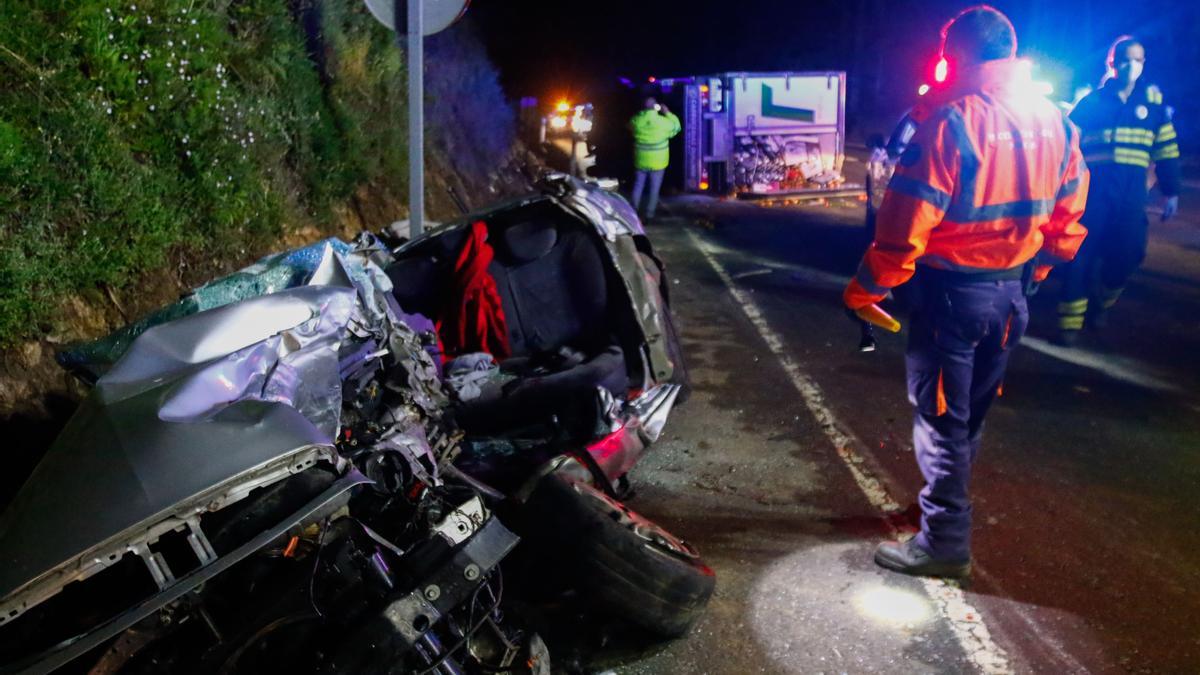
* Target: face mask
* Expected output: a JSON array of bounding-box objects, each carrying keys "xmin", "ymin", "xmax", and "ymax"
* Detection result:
[{"xmin": 1118, "ymin": 60, "xmax": 1143, "ymax": 83}]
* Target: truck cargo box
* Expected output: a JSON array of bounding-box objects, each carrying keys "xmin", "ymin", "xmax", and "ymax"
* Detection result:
[{"xmin": 680, "ymin": 72, "xmax": 859, "ymax": 198}]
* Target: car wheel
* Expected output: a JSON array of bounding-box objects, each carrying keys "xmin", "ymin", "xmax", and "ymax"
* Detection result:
[{"xmin": 522, "ymin": 474, "xmax": 715, "ymax": 637}]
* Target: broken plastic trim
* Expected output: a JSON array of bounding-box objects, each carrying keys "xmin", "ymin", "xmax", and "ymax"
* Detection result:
[
  {"xmin": 0, "ymin": 445, "xmax": 342, "ymax": 630},
  {"xmin": 0, "ymin": 470, "xmax": 368, "ymax": 675},
  {"xmin": 628, "ymin": 383, "xmax": 682, "ymax": 443},
  {"xmin": 432, "ymin": 496, "xmax": 489, "ymax": 547},
  {"xmin": 584, "ymin": 384, "xmax": 683, "ymax": 484}
]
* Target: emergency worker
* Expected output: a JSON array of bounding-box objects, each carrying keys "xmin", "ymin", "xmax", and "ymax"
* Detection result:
[
  {"xmin": 843, "ymin": 6, "xmax": 1089, "ymax": 578},
  {"xmin": 1055, "ymin": 37, "xmax": 1182, "ymax": 344},
  {"xmin": 629, "ymin": 97, "xmax": 681, "ymax": 219}
]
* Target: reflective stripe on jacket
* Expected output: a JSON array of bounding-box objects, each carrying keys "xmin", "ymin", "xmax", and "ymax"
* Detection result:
[
  {"xmin": 844, "ymin": 59, "xmax": 1090, "ymax": 309},
  {"xmin": 630, "ymin": 110, "xmax": 681, "ymax": 171},
  {"xmin": 1070, "ymin": 80, "xmax": 1181, "ymax": 196}
]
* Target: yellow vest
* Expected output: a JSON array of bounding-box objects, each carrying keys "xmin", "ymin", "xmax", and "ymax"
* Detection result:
[{"xmin": 629, "ymin": 110, "xmax": 681, "ymax": 171}]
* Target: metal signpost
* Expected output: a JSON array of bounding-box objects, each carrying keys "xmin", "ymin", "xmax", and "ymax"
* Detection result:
[{"xmin": 364, "ymin": 0, "xmax": 470, "ymax": 238}]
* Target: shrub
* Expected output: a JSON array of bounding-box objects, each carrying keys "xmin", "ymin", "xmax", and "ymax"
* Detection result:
[{"xmin": 0, "ymin": 1, "xmax": 511, "ymax": 345}]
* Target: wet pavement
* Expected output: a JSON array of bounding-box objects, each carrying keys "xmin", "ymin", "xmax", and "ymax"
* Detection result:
[{"xmin": 603, "ymin": 177, "xmax": 1200, "ymax": 673}]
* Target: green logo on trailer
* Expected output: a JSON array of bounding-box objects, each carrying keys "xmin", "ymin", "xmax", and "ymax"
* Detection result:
[{"xmin": 761, "ymin": 83, "xmax": 815, "ymax": 122}]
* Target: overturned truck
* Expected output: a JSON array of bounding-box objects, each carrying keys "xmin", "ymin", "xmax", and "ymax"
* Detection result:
[
  {"xmin": 0, "ymin": 175, "xmax": 713, "ymax": 674},
  {"xmin": 678, "ymin": 71, "xmax": 861, "ymax": 199}
]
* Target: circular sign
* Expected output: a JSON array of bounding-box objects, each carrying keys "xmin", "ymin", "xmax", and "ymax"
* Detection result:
[{"xmin": 363, "ymin": 0, "xmax": 470, "ymax": 35}]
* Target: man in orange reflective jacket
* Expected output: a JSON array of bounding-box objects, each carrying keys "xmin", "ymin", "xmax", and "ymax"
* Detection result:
[{"xmin": 843, "ymin": 6, "xmax": 1089, "ymax": 578}]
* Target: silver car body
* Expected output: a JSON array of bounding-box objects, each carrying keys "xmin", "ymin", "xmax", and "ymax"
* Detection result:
[{"xmin": 0, "ymin": 246, "xmax": 431, "ymax": 629}]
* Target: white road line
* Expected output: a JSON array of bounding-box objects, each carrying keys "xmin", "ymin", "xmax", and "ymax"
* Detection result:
[
  {"xmin": 687, "ymin": 229, "xmax": 1014, "ymax": 675},
  {"xmin": 731, "ymin": 268, "xmax": 775, "ymax": 280},
  {"xmin": 1021, "ymin": 336, "xmax": 1183, "ymax": 394},
  {"xmin": 701, "ymin": 236, "xmax": 1181, "ymax": 396},
  {"xmin": 695, "ymin": 239, "xmax": 851, "ymax": 290}
]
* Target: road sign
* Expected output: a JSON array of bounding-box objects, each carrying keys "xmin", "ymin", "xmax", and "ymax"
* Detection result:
[
  {"xmin": 364, "ymin": 0, "xmax": 470, "ymax": 237},
  {"xmin": 364, "ymin": 0, "xmax": 469, "ymax": 35}
]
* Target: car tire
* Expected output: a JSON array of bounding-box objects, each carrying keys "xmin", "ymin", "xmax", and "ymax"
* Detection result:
[{"xmin": 522, "ymin": 474, "xmax": 715, "ymax": 637}]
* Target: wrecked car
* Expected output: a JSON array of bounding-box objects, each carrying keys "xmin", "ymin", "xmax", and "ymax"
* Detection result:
[{"xmin": 0, "ymin": 174, "xmax": 712, "ymax": 673}]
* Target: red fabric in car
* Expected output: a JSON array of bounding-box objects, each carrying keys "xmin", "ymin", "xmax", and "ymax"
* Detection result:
[{"xmin": 438, "ymin": 221, "xmax": 511, "ymax": 360}]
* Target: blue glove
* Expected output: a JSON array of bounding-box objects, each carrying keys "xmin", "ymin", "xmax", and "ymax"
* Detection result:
[{"xmin": 1162, "ymin": 195, "xmax": 1179, "ymax": 222}]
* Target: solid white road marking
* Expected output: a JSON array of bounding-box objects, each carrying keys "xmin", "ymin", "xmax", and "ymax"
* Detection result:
[
  {"xmin": 690, "ymin": 229, "xmax": 1098, "ymax": 672},
  {"xmin": 687, "ymin": 229, "xmax": 1014, "ymax": 674}
]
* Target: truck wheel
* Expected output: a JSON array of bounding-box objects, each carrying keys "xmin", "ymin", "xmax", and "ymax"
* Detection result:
[{"xmin": 523, "ymin": 474, "xmax": 715, "ymax": 637}]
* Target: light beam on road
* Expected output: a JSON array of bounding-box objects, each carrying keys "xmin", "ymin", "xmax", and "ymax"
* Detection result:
[{"xmin": 854, "ymin": 585, "xmax": 934, "ymax": 626}]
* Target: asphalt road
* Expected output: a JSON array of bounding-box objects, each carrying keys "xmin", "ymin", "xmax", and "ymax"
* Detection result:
[{"xmin": 603, "ymin": 178, "xmax": 1200, "ymax": 673}]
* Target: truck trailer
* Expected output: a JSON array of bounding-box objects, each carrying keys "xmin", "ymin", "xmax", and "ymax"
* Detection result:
[{"xmin": 678, "ymin": 71, "xmax": 859, "ymax": 199}]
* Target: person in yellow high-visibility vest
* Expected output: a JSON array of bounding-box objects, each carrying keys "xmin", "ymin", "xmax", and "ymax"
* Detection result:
[{"xmin": 629, "ymin": 98, "xmax": 681, "ymax": 219}]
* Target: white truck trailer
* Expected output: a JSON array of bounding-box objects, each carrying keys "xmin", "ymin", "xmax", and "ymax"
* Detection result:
[{"xmin": 680, "ymin": 71, "xmax": 859, "ymax": 198}]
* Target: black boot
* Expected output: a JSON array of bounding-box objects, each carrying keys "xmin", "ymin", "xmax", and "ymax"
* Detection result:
[
  {"xmin": 874, "ymin": 539, "xmax": 970, "ymax": 579},
  {"xmin": 858, "ymin": 323, "xmax": 877, "ymax": 352}
]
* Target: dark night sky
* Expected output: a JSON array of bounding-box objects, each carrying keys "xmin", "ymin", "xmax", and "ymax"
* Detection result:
[{"xmin": 469, "ymin": 0, "xmax": 1200, "ymax": 145}]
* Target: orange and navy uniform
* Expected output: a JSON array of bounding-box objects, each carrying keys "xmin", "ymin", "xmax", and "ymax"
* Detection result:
[{"xmin": 844, "ymin": 60, "xmax": 1090, "ymax": 310}]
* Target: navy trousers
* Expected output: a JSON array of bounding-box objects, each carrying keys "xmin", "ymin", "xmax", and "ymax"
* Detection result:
[
  {"xmin": 906, "ymin": 273, "xmax": 1029, "ymax": 561},
  {"xmin": 1057, "ymin": 167, "xmax": 1149, "ymax": 330}
]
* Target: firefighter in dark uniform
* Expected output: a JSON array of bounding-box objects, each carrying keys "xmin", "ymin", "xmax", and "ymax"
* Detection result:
[{"xmin": 1056, "ymin": 37, "xmax": 1181, "ymax": 344}]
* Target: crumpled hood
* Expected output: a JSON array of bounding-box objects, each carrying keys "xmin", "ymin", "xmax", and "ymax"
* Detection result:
[
  {"xmin": 0, "ymin": 282, "xmax": 357, "ymax": 602},
  {"xmin": 0, "ymin": 241, "xmax": 444, "ymax": 607}
]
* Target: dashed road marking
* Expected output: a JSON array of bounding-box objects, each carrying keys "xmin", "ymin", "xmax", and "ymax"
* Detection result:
[{"xmin": 688, "ymin": 229, "xmax": 1014, "ymax": 674}]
